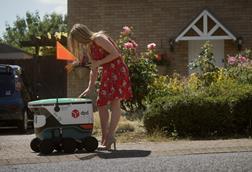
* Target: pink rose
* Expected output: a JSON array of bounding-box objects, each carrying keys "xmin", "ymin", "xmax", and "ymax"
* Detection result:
[
  {"xmin": 129, "ymin": 40, "xmax": 138, "ymax": 48},
  {"xmin": 124, "ymin": 42, "xmax": 134, "ymax": 49},
  {"xmin": 122, "ymin": 26, "xmax": 131, "ymax": 35},
  {"xmin": 238, "ymin": 56, "xmax": 247, "ymax": 63},
  {"xmin": 227, "ymin": 56, "xmax": 237, "ymax": 65},
  {"xmin": 147, "ymin": 43, "xmax": 156, "ymax": 50}
]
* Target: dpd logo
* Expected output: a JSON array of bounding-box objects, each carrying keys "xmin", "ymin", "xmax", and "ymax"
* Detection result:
[{"xmin": 71, "ymin": 109, "xmax": 80, "ymax": 118}]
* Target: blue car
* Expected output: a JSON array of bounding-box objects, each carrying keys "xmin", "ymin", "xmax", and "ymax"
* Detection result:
[{"xmin": 0, "ymin": 64, "xmax": 31, "ymax": 132}]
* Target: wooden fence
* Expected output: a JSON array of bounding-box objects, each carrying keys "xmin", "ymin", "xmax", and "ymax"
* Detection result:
[{"xmin": 0, "ymin": 56, "xmax": 67, "ymax": 100}]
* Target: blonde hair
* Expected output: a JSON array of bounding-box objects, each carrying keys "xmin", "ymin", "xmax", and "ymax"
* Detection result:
[{"xmin": 68, "ymin": 24, "xmax": 105, "ymax": 60}]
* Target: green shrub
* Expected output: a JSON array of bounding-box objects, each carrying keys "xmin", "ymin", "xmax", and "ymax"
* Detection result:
[
  {"xmin": 144, "ymin": 44, "xmax": 252, "ymax": 138},
  {"xmin": 227, "ymin": 66, "xmax": 252, "ymax": 84},
  {"xmin": 147, "ymin": 74, "xmax": 185, "ymax": 103},
  {"xmin": 144, "ymin": 83, "xmax": 252, "ymax": 137}
]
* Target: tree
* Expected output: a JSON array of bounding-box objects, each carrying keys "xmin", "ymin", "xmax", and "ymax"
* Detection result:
[{"xmin": 1, "ymin": 11, "xmax": 67, "ymax": 54}]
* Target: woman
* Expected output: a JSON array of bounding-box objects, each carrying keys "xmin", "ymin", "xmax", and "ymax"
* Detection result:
[{"xmin": 67, "ymin": 24, "xmax": 132, "ymax": 150}]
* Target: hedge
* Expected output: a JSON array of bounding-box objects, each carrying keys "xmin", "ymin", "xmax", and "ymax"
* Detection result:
[{"xmin": 143, "ymin": 84, "xmax": 252, "ymax": 137}]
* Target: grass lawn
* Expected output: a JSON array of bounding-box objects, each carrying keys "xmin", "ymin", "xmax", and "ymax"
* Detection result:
[{"xmin": 92, "ymin": 111, "xmax": 172, "ymax": 143}]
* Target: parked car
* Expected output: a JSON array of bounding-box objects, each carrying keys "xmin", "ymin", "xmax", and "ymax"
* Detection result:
[{"xmin": 0, "ymin": 64, "xmax": 32, "ymax": 132}]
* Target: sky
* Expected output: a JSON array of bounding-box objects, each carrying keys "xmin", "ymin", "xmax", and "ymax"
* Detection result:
[{"xmin": 0, "ymin": 0, "xmax": 67, "ymax": 38}]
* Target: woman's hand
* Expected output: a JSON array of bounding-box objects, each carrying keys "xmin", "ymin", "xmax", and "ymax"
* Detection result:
[
  {"xmin": 90, "ymin": 59, "xmax": 101, "ymax": 70},
  {"xmin": 78, "ymin": 87, "xmax": 91, "ymax": 98}
]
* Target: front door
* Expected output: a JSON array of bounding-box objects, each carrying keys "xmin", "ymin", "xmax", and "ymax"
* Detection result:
[{"xmin": 188, "ymin": 40, "xmax": 224, "ymax": 73}]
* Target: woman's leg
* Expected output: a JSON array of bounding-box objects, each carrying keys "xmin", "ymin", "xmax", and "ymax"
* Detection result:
[
  {"xmin": 107, "ymin": 99, "xmax": 121, "ymax": 140},
  {"xmin": 98, "ymin": 105, "xmax": 109, "ymax": 145}
]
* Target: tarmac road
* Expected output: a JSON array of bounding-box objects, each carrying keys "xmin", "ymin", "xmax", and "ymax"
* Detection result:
[
  {"xmin": 0, "ymin": 128, "xmax": 252, "ymax": 171},
  {"xmin": 1, "ymin": 152, "xmax": 252, "ymax": 172}
]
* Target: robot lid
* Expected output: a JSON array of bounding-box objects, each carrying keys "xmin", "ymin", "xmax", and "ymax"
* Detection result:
[{"xmin": 28, "ymin": 98, "xmax": 92, "ymax": 107}]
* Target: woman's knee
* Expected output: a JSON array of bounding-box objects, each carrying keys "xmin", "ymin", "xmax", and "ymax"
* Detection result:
[
  {"xmin": 111, "ymin": 99, "xmax": 121, "ymax": 113},
  {"xmin": 98, "ymin": 105, "xmax": 109, "ymax": 115},
  {"xmin": 111, "ymin": 99, "xmax": 121, "ymax": 107},
  {"xmin": 98, "ymin": 105, "xmax": 107, "ymax": 111}
]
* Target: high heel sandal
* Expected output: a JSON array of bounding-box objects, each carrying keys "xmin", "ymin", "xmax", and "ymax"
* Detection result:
[
  {"xmin": 97, "ymin": 144, "xmax": 107, "ymax": 150},
  {"xmin": 105, "ymin": 136, "xmax": 116, "ymax": 151},
  {"xmin": 97, "ymin": 139, "xmax": 106, "ymax": 150}
]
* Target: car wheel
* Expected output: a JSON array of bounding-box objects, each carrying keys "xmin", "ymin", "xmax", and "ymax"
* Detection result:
[{"xmin": 18, "ymin": 110, "xmax": 28, "ymax": 133}]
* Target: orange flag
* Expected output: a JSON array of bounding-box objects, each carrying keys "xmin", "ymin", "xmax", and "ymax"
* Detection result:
[{"xmin": 56, "ymin": 41, "xmax": 76, "ymax": 61}]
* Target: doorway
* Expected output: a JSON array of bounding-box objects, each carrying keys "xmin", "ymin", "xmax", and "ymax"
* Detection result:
[{"xmin": 188, "ymin": 40, "xmax": 224, "ymax": 73}]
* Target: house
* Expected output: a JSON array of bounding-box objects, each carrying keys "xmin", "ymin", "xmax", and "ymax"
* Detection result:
[{"xmin": 67, "ymin": 0, "xmax": 252, "ymax": 97}]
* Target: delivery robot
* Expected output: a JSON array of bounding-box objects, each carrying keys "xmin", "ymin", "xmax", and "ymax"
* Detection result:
[{"xmin": 28, "ymin": 98, "xmax": 98, "ymax": 154}]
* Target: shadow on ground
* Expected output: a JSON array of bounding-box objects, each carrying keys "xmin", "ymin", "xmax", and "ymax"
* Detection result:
[
  {"xmin": 0, "ymin": 127, "xmax": 34, "ymax": 136},
  {"xmin": 36, "ymin": 149, "xmax": 151, "ymax": 160},
  {"xmin": 79, "ymin": 149, "xmax": 152, "ymax": 160}
]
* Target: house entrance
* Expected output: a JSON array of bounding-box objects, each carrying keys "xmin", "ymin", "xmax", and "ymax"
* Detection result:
[
  {"xmin": 188, "ymin": 40, "xmax": 224, "ymax": 73},
  {"xmin": 175, "ymin": 9, "xmax": 236, "ymax": 74}
]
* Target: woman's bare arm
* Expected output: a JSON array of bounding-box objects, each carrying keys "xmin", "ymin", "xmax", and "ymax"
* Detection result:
[
  {"xmin": 91, "ymin": 35, "xmax": 121, "ymax": 68},
  {"xmin": 78, "ymin": 46, "xmax": 98, "ymax": 97},
  {"xmin": 88, "ymin": 68, "xmax": 98, "ymax": 89},
  {"xmin": 86, "ymin": 46, "xmax": 98, "ymax": 90}
]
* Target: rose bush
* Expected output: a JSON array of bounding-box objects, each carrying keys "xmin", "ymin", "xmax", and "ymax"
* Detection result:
[
  {"xmin": 116, "ymin": 26, "xmax": 158, "ymax": 112},
  {"xmin": 140, "ymin": 43, "xmax": 168, "ymax": 66},
  {"xmin": 226, "ymin": 49, "xmax": 252, "ymax": 84}
]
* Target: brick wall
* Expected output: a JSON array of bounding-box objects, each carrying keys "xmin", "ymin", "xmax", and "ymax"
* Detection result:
[
  {"xmin": 225, "ymin": 40, "xmax": 237, "ymax": 59},
  {"xmin": 67, "ymin": 0, "xmax": 252, "ymax": 97}
]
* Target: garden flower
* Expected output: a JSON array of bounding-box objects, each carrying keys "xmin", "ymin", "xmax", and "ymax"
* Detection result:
[
  {"xmin": 147, "ymin": 43, "xmax": 156, "ymax": 50},
  {"xmin": 124, "ymin": 42, "xmax": 134, "ymax": 49},
  {"xmin": 122, "ymin": 26, "xmax": 131, "ymax": 35},
  {"xmin": 238, "ymin": 56, "xmax": 247, "ymax": 63},
  {"xmin": 129, "ymin": 40, "xmax": 138, "ymax": 48},
  {"xmin": 227, "ymin": 56, "xmax": 237, "ymax": 65}
]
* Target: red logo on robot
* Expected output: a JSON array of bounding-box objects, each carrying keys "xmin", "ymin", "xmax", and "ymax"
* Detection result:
[{"xmin": 71, "ymin": 109, "xmax": 80, "ymax": 118}]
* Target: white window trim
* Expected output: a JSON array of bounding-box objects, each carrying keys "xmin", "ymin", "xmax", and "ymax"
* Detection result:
[{"xmin": 175, "ymin": 10, "xmax": 236, "ymax": 42}]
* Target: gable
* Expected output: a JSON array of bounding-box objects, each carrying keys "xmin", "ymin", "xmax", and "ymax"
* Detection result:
[{"xmin": 175, "ymin": 9, "xmax": 236, "ymax": 42}]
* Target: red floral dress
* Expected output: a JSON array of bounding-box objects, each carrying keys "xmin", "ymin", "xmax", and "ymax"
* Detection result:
[{"xmin": 90, "ymin": 39, "xmax": 133, "ymax": 106}]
